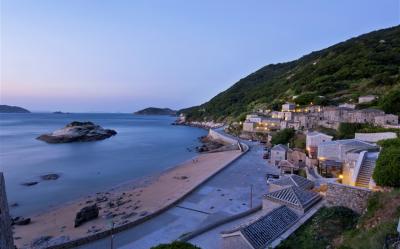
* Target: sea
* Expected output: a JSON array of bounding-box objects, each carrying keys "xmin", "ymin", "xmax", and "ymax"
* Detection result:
[{"xmin": 0, "ymin": 113, "xmax": 207, "ymax": 216}]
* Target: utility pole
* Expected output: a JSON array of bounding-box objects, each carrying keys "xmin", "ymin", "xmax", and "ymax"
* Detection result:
[
  {"xmin": 250, "ymin": 184, "xmax": 253, "ymax": 209},
  {"xmin": 110, "ymin": 221, "xmax": 114, "ymax": 249}
]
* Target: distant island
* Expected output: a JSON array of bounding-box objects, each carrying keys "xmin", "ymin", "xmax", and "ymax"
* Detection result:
[
  {"xmin": 134, "ymin": 107, "xmax": 177, "ymax": 116},
  {"xmin": 0, "ymin": 105, "xmax": 30, "ymax": 113}
]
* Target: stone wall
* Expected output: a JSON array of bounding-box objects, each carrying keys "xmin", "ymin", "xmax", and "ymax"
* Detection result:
[
  {"xmin": 208, "ymin": 129, "xmax": 239, "ymax": 145},
  {"xmin": 0, "ymin": 172, "xmax": 14, "ymax": 249},
  {"xmin": 325, "ymin": 182, "xmax": 373, "ymax": 214},
  {"xmin": 355, "ymin": 132, "xmax": 397, "ymax": 143}
]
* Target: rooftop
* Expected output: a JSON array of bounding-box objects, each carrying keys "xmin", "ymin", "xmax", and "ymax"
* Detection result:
[
  {"xmin": 239, "ymin": 205, "xmax": 299, "ymax": 249},
  {"xmin": 271, "ymin": 144, "xmax": 289, "ymax": 152},
  {"xmin": 271, "ymin": 174, "xmax": 314, "ymax": 190},
  {"xmin": 264, "ymin": 186, "xmax": 321, "ymax": 211}
]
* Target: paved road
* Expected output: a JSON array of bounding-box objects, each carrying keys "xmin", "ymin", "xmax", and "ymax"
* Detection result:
[{"xmin": 77, "ymin": 132, "xmax": 279, "ymax": 249}]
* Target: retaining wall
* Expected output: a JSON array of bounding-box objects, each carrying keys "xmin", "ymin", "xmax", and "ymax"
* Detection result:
[{"xmin": 325, "ymin": 182, "xmax": 372, "ymax": 214}]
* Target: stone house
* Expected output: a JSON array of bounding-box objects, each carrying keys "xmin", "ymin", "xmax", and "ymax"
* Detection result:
[
  {"xmin": 347, "ymin": 109, "xmax": 385, "ymax": 123},
  {"xmin": 374, "ymin": 114, "xmax": 399, "ymax": 126},
  {"xmin": 270, "ymin": 144, "xmax": 289, "ymax": 166}
]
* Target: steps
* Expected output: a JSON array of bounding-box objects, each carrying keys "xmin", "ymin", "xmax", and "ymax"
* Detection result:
[{"xmin": 355, "ymin": 159, "xmax": 375, "ymax": 188}]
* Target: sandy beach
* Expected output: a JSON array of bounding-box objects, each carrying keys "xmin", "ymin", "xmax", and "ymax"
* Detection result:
[{"xmin": 13, "ymin": 147, "xmax": 243, "ymax": 249}]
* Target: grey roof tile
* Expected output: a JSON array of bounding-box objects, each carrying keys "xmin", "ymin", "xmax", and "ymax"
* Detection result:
[{"xmin": 240, "ymin": 205, "xmax": 298, "ymax": 249}]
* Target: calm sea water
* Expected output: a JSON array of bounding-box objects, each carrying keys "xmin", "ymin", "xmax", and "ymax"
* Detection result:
[{"xmin": 0, "ymin": 113, "xmax": 206, "ymax": 216}]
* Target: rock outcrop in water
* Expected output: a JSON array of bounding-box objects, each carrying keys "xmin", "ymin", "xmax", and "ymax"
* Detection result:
[{"xmin": 37, "ymin": 121, "xmax": 117, "ymax": 144}]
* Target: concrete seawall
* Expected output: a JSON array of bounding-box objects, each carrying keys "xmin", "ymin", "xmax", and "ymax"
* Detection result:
[{"xmin": 42, "ymin": 130, "xmax": 248, "ymax": 249}]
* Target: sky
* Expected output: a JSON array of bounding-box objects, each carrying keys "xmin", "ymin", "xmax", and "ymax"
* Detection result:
[{"xmin": 0, "ymin": 0, "xmax": 399, "ymax": 112}]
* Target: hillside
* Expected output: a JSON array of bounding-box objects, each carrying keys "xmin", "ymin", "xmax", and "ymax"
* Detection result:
[
  {"xmin": 180, "ymin": 26, "xmax": 400, "ymax": 121},
  {"xmin": 134, "ymin": 107, "xmax": 177, "ymax": 115},
  {"xmin": 0, "ymin": 105, "xmax": 30, "ymax": 113}
]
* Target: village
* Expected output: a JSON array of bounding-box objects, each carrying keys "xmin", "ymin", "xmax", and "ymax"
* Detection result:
[{"xmin": 214, "ymin": 95, "xmax": 400, "ymax": 249}]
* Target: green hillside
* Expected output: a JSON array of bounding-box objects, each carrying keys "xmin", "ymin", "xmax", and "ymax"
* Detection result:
[{"xmin": 180, "ymin": 26, "xmax": 400, "ymax": 122}]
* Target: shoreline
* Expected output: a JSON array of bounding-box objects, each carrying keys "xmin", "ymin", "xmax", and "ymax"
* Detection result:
[{"xmin": 13, "ymin": 132, "xmax": 246, "ymax": 249}]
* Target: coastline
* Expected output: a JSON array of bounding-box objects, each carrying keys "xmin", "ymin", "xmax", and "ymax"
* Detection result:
[{"xmin": 13, "ymin": 131, "xmax": 246, "ymax": 249}]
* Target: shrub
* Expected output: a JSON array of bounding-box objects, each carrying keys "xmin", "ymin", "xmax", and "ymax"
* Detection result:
[
  {"xmin": 372, "ymin": 146, "xmax": 400, "ymax": 187},
  {"xmin": 379, "ymin": 88, "xmax": 400, "ymax": 115},
  {"xmin": 271, "ymin": 128, "xmax": 295, "ymax": 145}
]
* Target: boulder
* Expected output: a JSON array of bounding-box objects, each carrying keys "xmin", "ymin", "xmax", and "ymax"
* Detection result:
[
  {"xmin": 12, "ymin": 216, "xmax": 31, "ymax": 225},
  {"xmin": 41, "ymin": 173, "xmax": 60, "ymax": 180},
  {"xmin": 74, "ymin": 205, "xmax": 99, "ymax": 227},
  {"xmin": 21, "ymin": 181, "xmax": 38, "ymax": 186},
  {"xmin": 37, "ymin": 121, "xmax": 117, "ymax": 144}
]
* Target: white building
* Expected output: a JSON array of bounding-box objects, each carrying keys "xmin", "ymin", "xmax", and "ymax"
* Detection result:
[
  {"xmin": 318, "ymin": 139, "xmax": 377, "ymax": 162},
  {"xmin": 282, "ymin": 103, "xmax": 296, "ymax": 112},
  {"xmin": 358, "ymin": 95, "xmax": 377, "ymax": 104},
  {"xmin": 270, "ymin": 144, "xmax": 289, "ymax": 166},
  {"xmin": 306, "ymin": 131, "xmax": 333, "ymax": 158}
]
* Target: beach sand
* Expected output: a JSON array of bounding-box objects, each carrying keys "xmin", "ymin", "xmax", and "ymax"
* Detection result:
[{"xmin": 13, "ymin": 149, "xmax": 243, "ymax": 248}]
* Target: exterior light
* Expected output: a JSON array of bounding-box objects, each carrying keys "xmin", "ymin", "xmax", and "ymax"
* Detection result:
[{"xmin": 339, "ymin": 174, "xmax": 344, "ymax": 179}]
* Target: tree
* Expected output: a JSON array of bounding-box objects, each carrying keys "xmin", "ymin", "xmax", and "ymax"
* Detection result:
[
  {"xmin": 271, "ymin": 128, "xmax": 295, "ymax": 145},
  {"xmin": 151, "ymin": 242, "xmax": 201, "ymax": 249},
  {"xmin": 379, "ymin": 88, "xmax": 400, "ymax": 115},
  {"xmin": 337, "ymin": 123, "xmax": 365, "ymax": 139},
  {"xmin": 372, "ymin": 145, "xmax": 400, "ymax": 187}
]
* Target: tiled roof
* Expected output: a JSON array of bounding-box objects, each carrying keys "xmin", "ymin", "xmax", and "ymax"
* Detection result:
[
  {"xmin": 306, "ymin": 131, "xmax": 332, "ymax": 138},
  {"xmin": 240, "ymin": 205, "xmax": 298, "ymax": 249},
  {"xmin": 264, "ymin": 186, "xmax": 320, "ymax": 211},
  {"xmin": 272, "ymin": 174, "xmax": 314, "ymax": 189},
  {"xmin": 272, "ymin": 144, "xmax": 289, "ymax": 152}
]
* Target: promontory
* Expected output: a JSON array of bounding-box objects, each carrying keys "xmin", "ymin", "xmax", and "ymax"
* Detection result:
[
  {"xmin": 0, "ymin": 105, "xmax": 30, "ymax": 113},
  {"xmin": 37, "ymin": 121, "xmax": 117, "ymax": 143}
]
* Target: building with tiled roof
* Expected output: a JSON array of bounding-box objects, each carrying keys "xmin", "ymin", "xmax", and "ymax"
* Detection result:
[
  {"xmin": 221, "ymin": 205, "xmax": 298, "ymax": 249},
  {"xmin": 269, "ymin": 174, "xmax": 314, "ymax": 191},
  {"xmin": 263, "ymin": 186, "xmax": 321, "ymax": 213}
]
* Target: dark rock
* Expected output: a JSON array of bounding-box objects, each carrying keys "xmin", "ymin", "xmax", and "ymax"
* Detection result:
[
  {"xmin": 37, "ymin": 121, "xmax": 117, "ymax": 144},
  {"xmin": 10, "ymin": 202, "xmax": 19, "ymax": 208},
  {"xmin": 41, "ymin": 173, "xmax": 60, "ymax": 180},
  {"xmin": 12, "ymin": 217, "xmax": 31, "ymax": 225},
  {"xmin": 74, "ymin": 205, "xmax": 99, "ymax": 227},
  {"xmin": 21, "ymin": 181, "xmax": 38, "ymax": 186}
]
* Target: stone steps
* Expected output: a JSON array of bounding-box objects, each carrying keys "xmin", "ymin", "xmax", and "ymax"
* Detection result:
[{"xmin": 355, "ymin": 159, "xmax": 375, "ymax": 188}]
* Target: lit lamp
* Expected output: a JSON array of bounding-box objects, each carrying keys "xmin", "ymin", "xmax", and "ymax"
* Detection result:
[{"xmin": 339, "ymin": 174, "xmax": 344, "ymax": 179}]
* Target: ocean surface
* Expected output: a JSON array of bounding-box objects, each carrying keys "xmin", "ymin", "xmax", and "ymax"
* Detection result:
[{"xmin": 0, "ymin": 113, "xmax": 206, "ymax": 216}]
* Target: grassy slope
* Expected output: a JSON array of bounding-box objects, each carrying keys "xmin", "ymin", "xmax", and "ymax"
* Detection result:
[
  {"xmin": 276, "ymin": 189, "xmax": 400, "ymax": 249},
  {"xmin": 180, "ymin": 26, "xmax": 400, "ymax": 121}
]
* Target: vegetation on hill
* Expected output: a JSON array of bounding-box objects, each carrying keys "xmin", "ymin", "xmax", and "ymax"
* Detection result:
[
  {"xmin": 276, "ymin": 206, "xmax": 359, "ymax": 249},
  {"xmin": 373, "ymin": 138, "xmax": 400, "ymax": 187},
  {"xmin": 134, "ymin": 107, "xmax": 177, "ymax": 115},
  {"xmin": 0, "ymin": 105, "xmax": 30, "ymax": 113},
  {"xmin": 180, "ymin": 26, "xmax": 400, "ymax": 121},
  {"xmin": 270, "ymin": 128, "xmax": 295, "ymax": 146},
  {"xmin": 277, "ymin": 189, "xmax": 400, "ymax": 249},
  {"xmin": 151, "ymin": 242, "xmax": 201, "ymax": 249}
]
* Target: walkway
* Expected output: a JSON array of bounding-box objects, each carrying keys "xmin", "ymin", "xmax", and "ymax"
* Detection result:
[{"xmin": 77, "ymin": 131, "xmax": 278, "ymax": 249}]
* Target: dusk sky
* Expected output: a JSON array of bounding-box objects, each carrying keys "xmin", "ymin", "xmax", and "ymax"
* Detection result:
[{"xmin": 1, "ymin": 0, "xmax": 399, "ymax": 112}]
